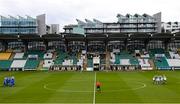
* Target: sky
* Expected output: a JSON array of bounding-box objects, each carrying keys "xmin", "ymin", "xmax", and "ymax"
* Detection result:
[{"xmin": 0, "ymin": 0, "xmax": 180, "ymax": 31}]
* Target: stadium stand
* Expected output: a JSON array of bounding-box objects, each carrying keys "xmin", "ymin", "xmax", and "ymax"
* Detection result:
[
  {"xmin": 140, "ymin": 50, "xmax": 150, "ymax": 59},
  {"xmin": 54, "ymin": 51, "xmax": 66, "ymax": 65},
  {"xmin": 24, "ymin": 60, "xmax": 40, "ymax": 70},
  {"xmin": 120, "ymin": 59, "xmax": 131, "ymax": 65},
  {"xmin": 114, "ymin": 53, "xmax": 120, "ymax": 64},
  {"xmin": 62, "ymin": 59, "xmax": 73, "ymax": 66},
  {"xmin": 129, "ymin": 58, "xmax": 139, "ymax": 65},
  {"xmin": 154, "ymin": 57, "xmax": 170, "ymax": 70},
  {"xmin": 55, "ymin": 51, "xmax": 78, "ymax": 65},
  {"xmin": 43, "ymin": 60, "xmax": 54, "ymax": 68},
  {"xmin": 109, "ymin": 50, "xmax": 140, "ymax": 70},
  {"xmin": 87, "ymin": 58, "xmax": 93, "ymax": 67},
  {"xmin": 141, "ymin": 54, "xmax": 150, "ymax": 58},
  {"xmin": 10, "ymin": 60, "xmax": 27, "ymax": 70},
  {"xmin": 86, "ymin": 53, "xmax": 106, "ymax": 71},
  {"xmin": 49, "ymin": 50, "xmax": 83, "ymax": 71},
  {"xmin": 0, "ymin": 53, "xmax": 12, "ymax": 60},
  {"xmin": 24, "ymin": 51, "xmax": 44, "ymax": 60},
  {"xmin": 149, "ymin": 48, "xmax": 165, "ymax": 57},
  {"xmin": 0, "ymin": 60, "xmax": 12, "ymax": 70},
  {"xmin": 166, "ymin": 59, "xmax": 180, "ymax": 69},
  {"xmin": 169, "ymin": 51, "xmax": 180, "ymax": 59},
  {"xmin": 138, "ymin": 59, "xmax": 153, "ymax": 70},
  {"xmin": 1, "ymin": 32, "xmax": 180, "ymax": 71},
  {"xmin": 43, "ymin": 52, "xmax": 53, "ymax": 59},
  {"xmin": 77, "ymin": 58, "xmax": 83, "ymax": 67},
  {"xmin": 149, "ymin": 48, "xmax": 171, "ymax": 58},
  {"xmin": 112, "ymin": 51, "xmax": 139, "ymax": 65},
  {"xmin": 14, "ymin": 52, "xmax": 24, "ymax": 59}
]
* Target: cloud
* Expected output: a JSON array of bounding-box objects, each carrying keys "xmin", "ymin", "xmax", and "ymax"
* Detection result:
[{"xmin": 0, "ymin": 0, "xmax": 180, "ymax": 31}]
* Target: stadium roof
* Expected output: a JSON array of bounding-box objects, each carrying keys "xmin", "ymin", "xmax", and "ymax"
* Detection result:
[
  {"xmin": 19, "ymin": 34, "xmax": 42, "ymax": 40},
  {"xmin": 0, "ymin": 34, "xmax": 18, "ymax": 40},
  {"xmin": 42, "ymin": 34, "xmax": 62, "ymax": 40},
  {"xmin": 64, "ymin": 33, "xmax": 85, "ymax": 41},
  {"xmin": 130, "ymin": 33, "xmax": 150, "ymax": 40},
  {"xmin": 151, "ymin": 33, "xmax": 173, "ymax": 40},
  {"xmin": 174, "ymin": 32, "xmax": 180, "ymax": 40},
  {"xmin": 86, "ymin": 33, "xmax": 107, "ymax": 41},
  {"xmin": 0, "ymin": 33, "xmax": 179, "ymax": 42},
  {"xmin": 108, "ymin": 33, "xmax": 128, "ymax": 41}
]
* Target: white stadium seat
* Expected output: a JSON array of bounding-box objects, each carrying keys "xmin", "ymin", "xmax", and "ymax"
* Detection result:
[
  {"xmin": 120, "ymin": 59, "xmax": 131, "ymax": 65},
  {"xmin": 167, "ymin": 59, "xmax": 180, "ymax": 69},
  {"xmin": 14, "ymin": 53, "xmax": 24, "ymax": 59},
  {"xmin": 43, "ymin": 60, "xmax": 54, "ymax": 68},
  {"xmin": 43, "ymin": 53, "xmax": 53, "ymax": 59},
  {"xmin": 11, "ymin": 60, "xmax": 27, "ymax": 70},
  {"xmin": 138, "ymin": 59, "xmax": 152, "ymax": 70}
]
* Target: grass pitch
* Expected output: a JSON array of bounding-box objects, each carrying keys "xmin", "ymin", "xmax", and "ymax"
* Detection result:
[{"xmin": 1, "ymin": 71, "xmax": 180, "ymax": 103}]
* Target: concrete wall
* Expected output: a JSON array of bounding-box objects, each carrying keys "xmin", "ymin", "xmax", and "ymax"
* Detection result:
[
  {"xmin": 50, "ymin": 24, "xmax": 59, "ymax": 34},
  {"xmin": 37, "ymin": 14, "xmax": 46, "ymax": 35},
  {"xmin": 153, "ymin": 12, "xmax": 162, "ymax": 33}
]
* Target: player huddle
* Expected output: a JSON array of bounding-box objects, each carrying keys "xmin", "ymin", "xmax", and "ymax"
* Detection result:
[
  {"xmin": 153, "ymin": 75, "xmax": 167, "ymax": 85},
  {"xmin": 3, "ymin": 76, "xmax": 15, "ymax": 87}
]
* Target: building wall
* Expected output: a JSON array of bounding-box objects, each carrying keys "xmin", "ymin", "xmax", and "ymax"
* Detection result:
[
  {"xmin": 50, "ymin": 24, "xmax": 59, "ymax": 34},
  {"xmin": 153, "ymin": 12, "xmax": 162, "ymax": 33},
  {"xmin": 37, "ymin": 14, "xmax": 46, "ymax": 35}
]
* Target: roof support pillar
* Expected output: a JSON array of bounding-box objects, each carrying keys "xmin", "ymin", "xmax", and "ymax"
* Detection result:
[
  {"xmin": 65, "ymin": 39, "xmax": 68, "ymax": 52},
  {"xmin": 23, "ymin": 40, "xmax": 28, "ymax": 52},
  {"xmin": 2, "ymin": 40, "xmax": 8, "ymax": 51},
  {"xmin": 44, "ymin": 40, "xmax": 48, "ymax": 50},
  {"xmin": 164, "ymin": 40, "xmax": 170, "ymax": 51},
  {"xmin": 124, "ymin": 39, "xmax": 127, "ymax": 51},
  {"xmin": 144, "ymin": 39, "xmax": 149, "ymax": 51}
]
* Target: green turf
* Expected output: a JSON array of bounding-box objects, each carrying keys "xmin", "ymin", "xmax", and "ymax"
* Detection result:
[{"xmin": 1, "ymin": 71, "xmax": 180, "ymax": 103}]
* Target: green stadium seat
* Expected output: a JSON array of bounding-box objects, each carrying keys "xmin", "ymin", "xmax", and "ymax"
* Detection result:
[
  {"xmin": 24, "ymin": 60, "xmax": 40, "ymax": 70},
  {"xmin": 154, "ymin": 57, "xmax": 170, "ymax": 69},
  {"xmin": 114, "ymin": 51, "xmax": 139, "ymax": 65},
  {"xmin": 87, "ymin": 59, "xmax": 93, "ymax": 67},
  {"xmin": 24, "ymin": 51, "xmax": 45, "ymax": 60},
  {"xmin": 0, "ymin": 60, "xmax": 12, "ymax": 70},
  {"xmin": 55, "ymin": 51, "xmax": 78, "ymax": 65}
]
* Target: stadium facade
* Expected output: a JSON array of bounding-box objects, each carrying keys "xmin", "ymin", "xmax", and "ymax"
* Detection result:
[
  {"xmin": 0, "ymin": 12, "xmax": 180, "ymax": 71},
  {"xmin": 64, "ymin": 12, "xmax": 161, "ymax": 35}
]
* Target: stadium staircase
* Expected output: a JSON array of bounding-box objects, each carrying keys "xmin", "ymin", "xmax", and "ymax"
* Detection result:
[
  {"xmin": 148, "ymin": 59, "xmax": 155, "ymax": 69},
  {"xmin": 38, "ymin": 61, "xmax": 44, "ymax": 70},
  {"xmin": 9, "ymin": 53, "xmax": 15, "ymax": 60},
  {"xmin": 52, "ymin": 52, "xmax": 57, "ymax": 59},
  {"xmin": 106, "ymin": 52, "xmax": 110, "ymax": 70},
  {"xmin": 83, "ymin": 53, "xmax": 87, "ymax": 70}
]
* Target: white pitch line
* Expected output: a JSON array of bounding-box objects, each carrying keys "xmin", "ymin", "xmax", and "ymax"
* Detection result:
[{"xmin": 93, "ymin": 72, "xmax": 96, "ymax": 104}]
